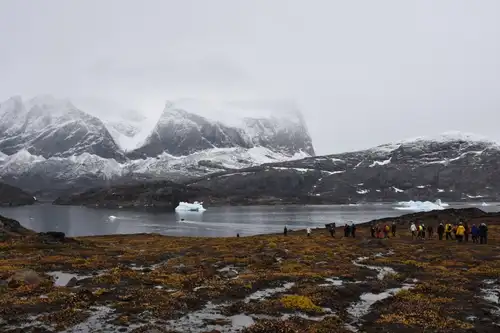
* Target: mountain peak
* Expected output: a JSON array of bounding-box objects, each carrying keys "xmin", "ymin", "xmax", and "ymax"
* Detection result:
[
  {"xmin": 25, "ymin": 95, "xmax": 75, "ymax": 113},
  {"xmin": 130, "ymin": 98, "xmax": 315, "ymax": 157}
]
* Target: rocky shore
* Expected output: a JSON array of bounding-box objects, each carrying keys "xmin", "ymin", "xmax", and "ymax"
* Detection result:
[{"xmin": 1, "ymin": 208, "xmax": 500, "ymax": 332}]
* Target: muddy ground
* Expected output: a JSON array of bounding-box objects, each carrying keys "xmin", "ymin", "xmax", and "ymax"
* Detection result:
[{"xmin": 1, "ymin": 208, "xmax": 499, "ymax": 332}]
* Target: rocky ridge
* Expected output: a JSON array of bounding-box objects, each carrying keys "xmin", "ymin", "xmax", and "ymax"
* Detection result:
[{"xmin": 55, "ymin": 132, "xmax": 500, "ymax": 208}]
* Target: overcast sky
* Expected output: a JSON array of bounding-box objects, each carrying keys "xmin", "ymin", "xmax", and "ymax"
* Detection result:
[{"xmin": 1, "ymin": 0, "xmax": 500, "ymax": 155}]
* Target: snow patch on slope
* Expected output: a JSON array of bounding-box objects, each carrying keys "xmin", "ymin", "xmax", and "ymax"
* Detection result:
[
  {"xmin": 401, "ymin": 131, "xmax": 496, "ymax": 144},
  {"xmin": 0, "ymin": 146, "xmax": 305, "ymax": 179}
]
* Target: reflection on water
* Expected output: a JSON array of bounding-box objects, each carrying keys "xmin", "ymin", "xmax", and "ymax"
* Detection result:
[{"xmin": 0, "ymin": 202, "xmax": 498, "ymax": 238}]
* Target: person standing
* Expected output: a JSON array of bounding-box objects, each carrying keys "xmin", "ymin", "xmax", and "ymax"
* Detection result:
[
  {"xmin": 427, "ymin": 225, "xmax": 433, "ymax": 239},
  {"xmin": 344, "ymin": 224, "xmax": 350, "ymax": 238},
  {"xmin": 383, "ymin": 224, "xmax": 389, "ymax": 238},
  {"xmin": 479, "ymin": 223, "xmax": 488, "ymax": 244},
  {"xmin": 410, "ymin": 222, "xmax": 417, "ymax": 240},
  {"xmin": 456, "ymin": 223, "xmax": 465, "ymax": 243},
  {"xmin": 307, "ymin": 227, "xmax": 311, "ymax": 237},
  {"xmin": 464, "ymin": 222, "xmax": 470, "ymax": 242},
  {"xmin": 391, "ymin": 222, "xmax": 397, "ymax": 237},
  {"xmin": 284, "ymin": 225, "xmax": 288, "ymax": 236},
  {"xmin": 371, "ymin": 224, "xmax": 376, "ymax": 238},
  {"xmin": 421, "ymin": 224, "xmax": 426, "ymax": 240},
  {"xmin": 437, "ymin": 223, "xmax": 445, "ymax": 240},
  {"xmin": 471, "ymin": 224, "xmax": 479, "ymax": 243},
  {"xmin": 351, "ymin": 223, "xmax": 357, "ymax": 238},
  {"xmin": 445, "ymin": 223, "xmax": 452, "ymax": 240}
]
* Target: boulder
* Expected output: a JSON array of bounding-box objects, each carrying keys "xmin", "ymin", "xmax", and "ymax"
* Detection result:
[
  {"xmin": 65, "ymin": 277, "xmax": 78, "ymax": 287},
  {"xmin": 8, "ymin": 270, "xmax": 43, "ymax": 287},
  {"xmin": 38, "ymin": 231, "xmax": 66, "ymax": 243}
]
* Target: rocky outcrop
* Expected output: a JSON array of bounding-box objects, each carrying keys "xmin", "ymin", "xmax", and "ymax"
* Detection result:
[
  {"xmin": 0, "ymin": 214, "xmax": 35, "ymax": 240},
  {"xmin": 0, "ymin": 182, "xmax": 36, "ymax": 206}
]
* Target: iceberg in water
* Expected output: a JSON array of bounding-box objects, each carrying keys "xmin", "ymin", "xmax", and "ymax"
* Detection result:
[
  {"xmin": 394, "ymin": 199, "xmax": 449, "ymax": 212},
  {"xmin": 175, "ymin": 201, "xmax": 206, "ymax": 212}
]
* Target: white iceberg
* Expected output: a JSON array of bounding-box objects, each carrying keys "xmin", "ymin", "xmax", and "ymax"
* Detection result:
[
  {"xmin": 394, "ymin": 199, "xmax": 449, "ymax": 212},
  {"xmin": 175, "ymin": 201, "xmax": 206, "ymax": 212}
]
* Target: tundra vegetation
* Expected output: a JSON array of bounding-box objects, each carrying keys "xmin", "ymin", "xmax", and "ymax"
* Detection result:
[{"xmin": 0, "ymin": 208, "xmax": 499, "ymax": 332}]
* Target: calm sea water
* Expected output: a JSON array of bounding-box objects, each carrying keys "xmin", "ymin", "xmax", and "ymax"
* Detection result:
[{"xmin": 0, "ymin": 202, "xmax": 499, "ymax": 237}]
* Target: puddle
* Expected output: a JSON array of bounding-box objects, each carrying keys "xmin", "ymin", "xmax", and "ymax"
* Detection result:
[
  {"xmin": 353, "ymin": 256, "xmax": 396, "ymax": 280},
  {"xmin": 345, "ymin": 250, "xmax": 414, "ymax": 332},
  {"xmin": 319, "ymin": 277, "xmax": 344, "ymax": 287},
  {"xmin": 244, "ymin": 282, "xmax": 295, "ymax": 303},
  {"xmin": 231, "ymin": 314, "xmax": 255, "ymax": 329},
  {"xmin": 46, "ymin": 271, "xmax": 92, "ymax": 287},
  {"xmin": 2, "ymin": 314, "xmax": 54, "ymax": 331},
  {"xmin": 129, "ymin": 260, "xmax": 168, "ymax": 272},
  {"xmin": 282, "ymin": 307, "xmax": 335, "ymax": 322},
  {"xmin": 480, "ymin": 279, "xmax": 500, "ymax": 319},
  {"xmin": 345, "ymin": 283, "xmax": 415, "ymax": 331},
  {"xmin": 349, "ymin": 284, "xmax": 414, "ymax": 319},
  {"xmin": 60, "ymin": 306, "xmax": 114, "ymax": 333},
  {"xmin": 165, "ymin": 281, "xmax": 295, "ymax": 333}
]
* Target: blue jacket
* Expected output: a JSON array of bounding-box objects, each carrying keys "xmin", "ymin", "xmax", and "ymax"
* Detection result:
[{"xmin": 471, "ymin": 225, "xmax": 479, "ymax": 236}]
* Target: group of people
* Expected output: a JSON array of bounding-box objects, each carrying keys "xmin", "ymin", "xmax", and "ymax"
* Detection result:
[
  {"xmin": 370, "ymin": 222, "xmax": 397, "ymax": 238},
  {"xmin": 410, "ymin": 221, "xmax": 488, "ymax": 244},
  {"xmin": 343, "ymin": 223, "xmax": 357, "ymax": 238},
  {"xmin": 282, "ymin": 220, "xmax": 489, "ymax": 244}
]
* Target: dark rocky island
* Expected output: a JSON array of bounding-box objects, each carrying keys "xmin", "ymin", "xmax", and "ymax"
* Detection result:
[{"xmin": 1, "ymin": 208, "xmax": 500, "ymax": 332}]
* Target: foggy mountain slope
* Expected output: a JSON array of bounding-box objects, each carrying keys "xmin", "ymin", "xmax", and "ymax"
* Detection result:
[
  {"xmin": 128, "ymin": 99, "xmax": 315, "ymax": 158},
  {"xmin": 0, "ymin": 96, "xmax": 125, "ymax": 161},
  {"xmin": 55, "ymin": 131, "xmax": 500, "ymax": 207}
]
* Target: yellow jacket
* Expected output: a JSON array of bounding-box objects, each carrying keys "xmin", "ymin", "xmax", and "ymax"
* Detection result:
[{"xmin": 456, "ymin": 225, "xmax": 465, "ymax": 236}]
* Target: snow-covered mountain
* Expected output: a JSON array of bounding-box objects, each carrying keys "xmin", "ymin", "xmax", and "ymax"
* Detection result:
[
  {"xmin": 186, "ymin": 130, "xmax": 500, "ymax": 204},
  {"xmin": 129, "ymin": 99, "xmax": 315, "ymax": 158},
  {"xmin": 0, "ymin": 95, "xmax": 315, "ymax": 196},
  {"xmin": 0, "ymin": 96, "xmax": 125, "ymax": 161}
]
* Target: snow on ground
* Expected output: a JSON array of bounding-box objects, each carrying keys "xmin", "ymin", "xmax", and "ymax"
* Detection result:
[
  {"xmin": 394, "ymin": 199, "xmax": 449, "ymax": 212},
  {"xmin": 401, "ymin": 131, "xmax": 496, "ymax": 144},
  {"xmin": 392, "ymin": 186, "xmax": 404, "ymax": 193},
  {"xmin": 369, "ymin": 157, "xmax": 391, "ymax": 167}
]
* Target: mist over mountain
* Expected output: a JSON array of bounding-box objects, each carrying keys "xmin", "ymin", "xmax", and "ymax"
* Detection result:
[{"xmin": 0, "ymin": 95, "xmax": 315, "ymax": 197}]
